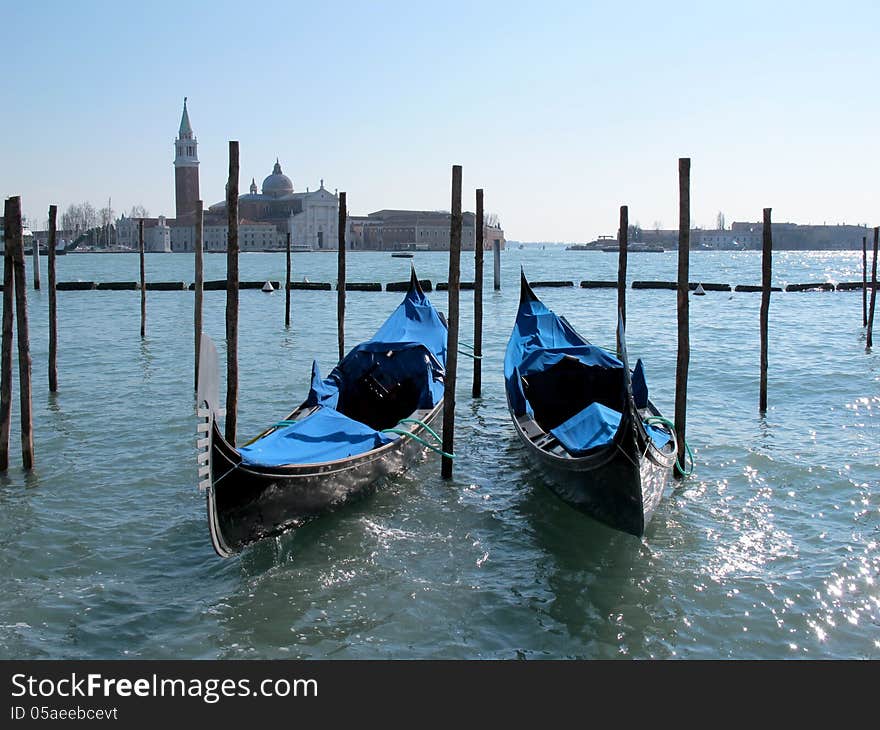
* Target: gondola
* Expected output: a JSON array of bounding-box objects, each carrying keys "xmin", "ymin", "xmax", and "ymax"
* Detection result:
[
  {"xmin": 504, "ymin": 271, "xmax": 677, "ymax": 536},
  {"xmin": 196, "ymin": 268, "xmax": 448, "ymax": 557}
]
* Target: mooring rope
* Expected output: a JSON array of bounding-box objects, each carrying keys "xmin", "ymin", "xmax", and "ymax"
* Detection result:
[
  {"xmin": 644, "ymin": 415, "xmax": 694, "ymax": 476},
  {"xmin": 382, "ymin": 417, "xmax": 454, "ymax": 459}
]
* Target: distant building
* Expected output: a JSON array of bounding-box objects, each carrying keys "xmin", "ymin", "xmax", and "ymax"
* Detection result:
[
  {"xmin": 348, "ymin": 209, "xmax": 505, "ymax": 252},
  {"xmin": 174, "ymin": 98, "xmax": 200, "ymax": 221},
  {"xmin": 203, "ymin": 219, "xmax": 285, "ymax": 252},
  {"xmin": 162, "ymin": 100, "xmax": 340, "ymax": 252},
  {"xmin": 119, "ymin": 100, "xmax": 506, "ymax": 253},
  {"xmin": 117, "ymin": 215, "xmax": 171, "ymax": 252}
]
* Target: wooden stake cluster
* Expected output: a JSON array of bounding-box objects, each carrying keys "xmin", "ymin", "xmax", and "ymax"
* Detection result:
[
  {"xmin": 194, "ymin": 202, "xmax": 204, "ymax": 391},
  {"xmin": 617, "ymin": 204, "xmax": 628, "ymax": 356},
  {"xmin": 867, "ymin": 226, "xmax": 878, "ymax": 351},
  {"xmin": 760, "ymin": 208, "xmax": 772, "ymax": 413},
  {"xmin": 285, "ymin": 232, "xmax": 291, "ymax": 328},
  {"xmin": 674, "ymin": 159, "xmax": 690, "ymax": 478},
  {"xmin": 48, "ymin": 204, "xmax": 58, "ymax": 392},
  {"xmin": 225, "ymin": 141, "xmax": 240, "ymax": 445},
  {"xmin": 139, "ymin": 219, "xmax": 146, "ymax": 338},
  {"xmin": 472, "ymin": 189, "xmax": 484, "ymax": 398},
  {"xmin": 337, "ymin": 191, "xmax": 347, "ymax": 362},
  {"xmin": 442, "ymin": 165, "xmax": 463, "ymax": 479},
  {"xmin": 0, "ymin": 197, "xmax": 35, "ymax": 470}
]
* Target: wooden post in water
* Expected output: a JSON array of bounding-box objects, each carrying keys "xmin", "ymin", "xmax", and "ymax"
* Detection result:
[
  {"xmin": 442, "ymin": 165, "xmax": 463, "ymax": 479},
  {"xmin": 10, "ymin": 197, "xmax": 34, "ymax": 468},
  {"xmin": 32, "ymin": 234, "xmax": 40, "ymax": 290},
  {"xmin": 337, "ymin": 191, "xmax": 347, "ymax": 361},
  {"xmin": 0, "ymin": 198, "xmax": 16, "ymax": 471},
  {"xmin": 472, "ymin": 188, "xmax": 484, "ymax": 398},
  {"xmin": 674, "ymin": 158, "xmax": 690, "ymax": 478},
  {"xmin": 225, "ymin": 141, "xmax": 240, "ymax": 445},
  {"xmin": 760, "ymin": 208, "xmax": 772, "ymax": 413},
  {"xmin": 48, "ymin": 204, "xmax": 58, "ymax": 392},
  {"xmin": 493, "ymin": 239, "xmax": 501, "ymax": 291},
  {"xmin": 285, "ymin": 232, "xmax": 291, "ymax": 328},
  {"xmin": 867, "ymin": 226, "xmax": 878, "ymax": 351},
  {"xmin": 138, "ymin": 219, "xmax": 146, "ymax": 338},
  {"xmin": 617, "ymin": 205, "xmax": 628, "ymax": 356},
  {"xmin": 194, "ymin": 202, "xmax": 204, "ymax": 391},
  {"xmin": 863, "ymin": 235, "xmax": 869, "ymax": 327}
]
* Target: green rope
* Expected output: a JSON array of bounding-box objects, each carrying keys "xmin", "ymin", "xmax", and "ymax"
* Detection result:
[
  {"xmin": 644, "ymin": 416, "xmax": 694, "ymax": 477},
  {"xmin": 394, "ymin": 417, "xmax": 443, "ymax": 444},
  {"xmin": 458, "ymin": 348, "xmax": 483, "ymax": 359},
  {"xmin": 381, "ymin": 427, "xmax": 455, "ymax": 459},
  {"xmin": 459, "ymin": 341, "xmax": 475, "ymax": 350}
]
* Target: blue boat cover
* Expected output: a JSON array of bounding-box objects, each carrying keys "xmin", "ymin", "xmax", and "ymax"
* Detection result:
[
  {"xmin": 505, "ymin": 279, "xmax": 670, "ymax": 453},
  {"xmin": 550, "ymin": 402, "xmax": 671, "ymax": 455},
  {"xmin": 240, "ymin": 278, "xmax": 446, "ymax": 468},
  {"xmin": 551, "ymin": 402, "xmax": 623, "ymax": 454},
  {"xmin": 504, "ymin": 292, "xmax": 624, "ymax": 418},
  {"xmin": 239, "ymin": 407, "xmax": 396, "ymax": 466}
]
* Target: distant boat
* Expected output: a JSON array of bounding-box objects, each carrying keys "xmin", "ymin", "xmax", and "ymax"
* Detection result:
[
  {"xmin": 601, "ymin": 244, "xmax": 665, "ymax": 253},
  {"xmin": 391, "ymin": 252, "xmax": 414, "ymax": 258}
]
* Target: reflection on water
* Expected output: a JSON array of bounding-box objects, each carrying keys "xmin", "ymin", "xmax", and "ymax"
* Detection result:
[{"xmin": 0, "ymin": 249, "xmax": 878, "ymax": 659}]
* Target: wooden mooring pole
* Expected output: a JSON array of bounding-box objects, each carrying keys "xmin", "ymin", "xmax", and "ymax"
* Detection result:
[
  {"xmin": 285, "ymin": 232, "xmax": 291, "ymax": 328},
  {"xmin": 472, "ymin": 188, "xmax": 484, "ymax": 398},
  {"xmin": 442, "ymin": 165, "xmax": 462, "ymax": 479},
  {"xmin": 225, "ymin": 141, "xmax": 240, "ymax": 445},
  {"xmin": 0, "ymin": 198, "xmax": 16, "ymax": 470},
  {"xmin": 760, "ymin": 208, "xmax": 772, "ymax": 413},
  {"xmin": 337, "ymin": 191, "xmax": 347, "ymax": 361},
  {"xmin": 48, "ymin": 204, "xmax": 58, "ymax": 392},
  {"xmin": 493, "ymin": 239, "xmax": 501, "ymax": 291},
  {"xmin": 10, "ymin": 197, "xmax": 34, "ymax": 468},
  {"xmin": 867, "ymin": 226, "xmax": 878, "ymax": 351},
  {"xmin": 32, "ymin": 233, "xmax": 40, "ymax": 290},
  {"xmin": 863, "ymin": 235, "xmax": 869, "ymax": 327},
  {"xmin": 674, "ymin": 159, "xmax": 690, "ymax": 478},
  {"xmin": 617, "ymin": 205, "xmax": 628, "ymax": 356},
  {"xmin": 194, "ymin": 202, "xmax": 204, "ymax": 391},
  {"xmin": 138, "ymin": 219, "xmax": 146, "ymax": 338}
]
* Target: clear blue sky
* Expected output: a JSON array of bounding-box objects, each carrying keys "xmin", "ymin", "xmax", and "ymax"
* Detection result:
[{"xmin": 2, "ymin": 0, "xmax": 878, "ymax": 240}]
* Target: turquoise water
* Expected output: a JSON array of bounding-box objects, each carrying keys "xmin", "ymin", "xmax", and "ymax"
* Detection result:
[{"xmin": 0, "ymin": 249, "xmax": 877, "ymax": 659}]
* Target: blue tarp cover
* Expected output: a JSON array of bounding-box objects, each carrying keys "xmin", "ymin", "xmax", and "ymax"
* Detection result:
[
  {"xmin": 240, "ymin": 279, "xmax": 446, "ymax": 468},
  {"xmin": 551, "ymin": 402, "xmax": 622, "ymax": 454},
  {"xmin": 550, "ymin": 402, "xmax": 671, "ymax": 455},
  {"xmin": 504, "ymin": 293, "xmax": 624, "ymax": 417},
  {"xmin": 239, "ymin": 407, "xmax": 395, "ymax": 466}
]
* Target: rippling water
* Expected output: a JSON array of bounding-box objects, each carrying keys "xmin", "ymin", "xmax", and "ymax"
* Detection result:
[{"xmin": 0, "ymin": 248, "xmax": 877, "ymax": 659}]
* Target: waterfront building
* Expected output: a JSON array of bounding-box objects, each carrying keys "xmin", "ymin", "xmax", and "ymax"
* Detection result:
[
  {"xmin": 348, "ymin": 209, "xmax": 504, "ymax": 252},
  {"xmin": 116, "ymin": 215, "xmax": 171, "ymax": 252}
]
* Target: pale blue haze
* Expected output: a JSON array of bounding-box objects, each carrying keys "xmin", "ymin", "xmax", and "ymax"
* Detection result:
[{"xmin": 2, "ymin": 1, "xmax": 879, "ymax": 238}]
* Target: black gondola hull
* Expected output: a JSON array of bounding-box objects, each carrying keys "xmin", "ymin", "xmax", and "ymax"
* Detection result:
[
  {"xmin": 510, "ymin": 402, "xmax": 672, "ymax": 537},
  {"xmin": 204, "ymin": 402, "xmax": 443, "ymax": 557}
]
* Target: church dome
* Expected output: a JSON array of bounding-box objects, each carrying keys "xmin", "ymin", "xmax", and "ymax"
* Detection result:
[{"xmin": 262, "ymin": 159, "xmax": 293, "ymax": 198}]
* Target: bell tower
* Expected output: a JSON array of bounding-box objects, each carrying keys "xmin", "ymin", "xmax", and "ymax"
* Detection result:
[{"xmin": 174, "ymin": 97, "xmax": 200, "ymax": 219}]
